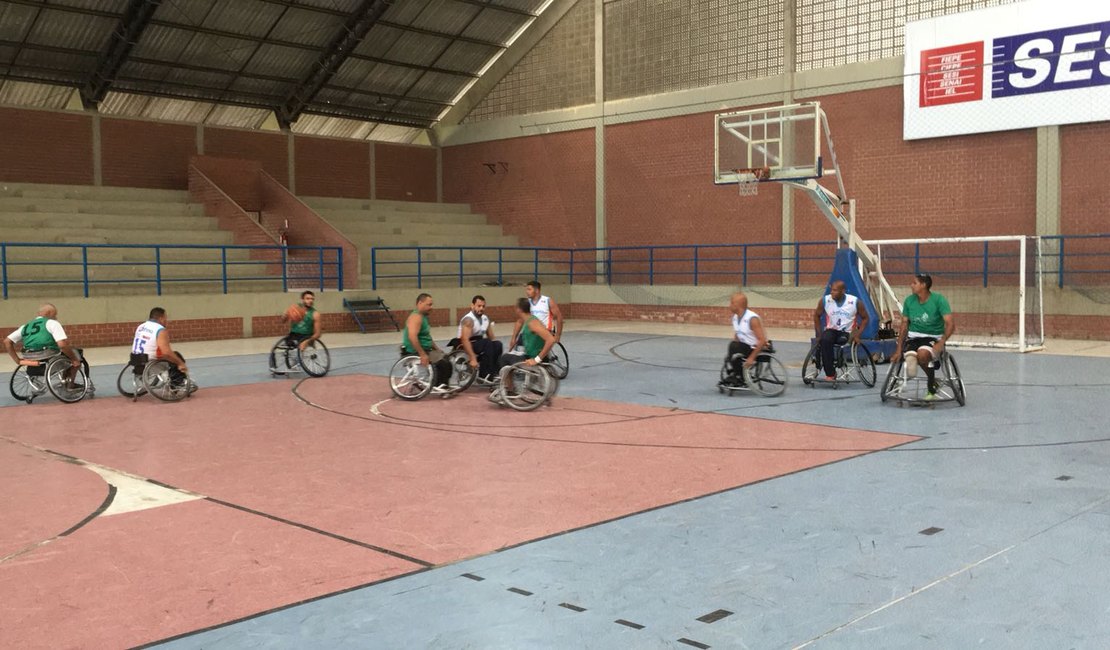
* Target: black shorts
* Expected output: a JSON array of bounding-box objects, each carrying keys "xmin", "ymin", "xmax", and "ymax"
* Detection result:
[{"xmin": 904, "ymin": 337, "xmax": 939, "ymax": 353}]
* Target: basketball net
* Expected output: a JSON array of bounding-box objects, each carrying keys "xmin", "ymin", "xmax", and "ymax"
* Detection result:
[{"xmin": 734, "ymin": 167, "xmax": 770, "ymax": 197}]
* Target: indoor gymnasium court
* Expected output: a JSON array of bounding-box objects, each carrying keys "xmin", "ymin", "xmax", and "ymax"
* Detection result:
[{"xmin": 2, "ymin": 0, "xmax": 1109, "ymax": 648}]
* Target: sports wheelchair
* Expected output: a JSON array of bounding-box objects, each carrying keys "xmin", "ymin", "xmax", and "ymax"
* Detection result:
[
  {"xmin": 488, "ymin": 361, "xmax": 559, "ymax": 411},
  {"xmin": 880, "ymin": 348, "xmax": 965, "ymax": 407},
  {"xmin": 9, "ymin": 350, "xmax": 93, "ymax": 404},
  {"xmin": 388, "ymin": 346, "xmax": 476, "ymax": 400},
  {"xmin": 510, "ymin": 334, "xmax": 569, "ymax": 380},
  {"xmin": 116, "ymin": 353, "xmax": 196, "ymax": 402},
  {"xmin": 801, "ymin": 338, "xmax": 877, "ymax": 388},
  {"xmin": 718, "ymin": 343, "xmax": 788, "ymax": 397},
  {"xmin": 269, "ymin": 336, "xmax": 330, "ymax": 377}
]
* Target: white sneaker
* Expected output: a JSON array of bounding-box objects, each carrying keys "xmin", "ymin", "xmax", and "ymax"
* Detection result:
[{"xmin": 904, "ymin": 352, "xmax": 918, "ymax": 379}]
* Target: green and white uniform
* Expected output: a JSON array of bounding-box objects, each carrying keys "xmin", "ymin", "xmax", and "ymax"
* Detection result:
[
  {"xmin": 402, "ymin": 311, "xmax": 434, "ymax": 354},
  {"xmin": 290, "ymin": 306, "xmax": 316, "ymax": 336},
  {"xmin": 7, "ymin": 316, "xmax": 67, "ymax": 354},
  {"xmin": 521, "ymin": 316, "xmax": 545, "ymax": 358},
  {"xmin": 902, "ymin": 292, "xmax": 951, "ymax": 338}
]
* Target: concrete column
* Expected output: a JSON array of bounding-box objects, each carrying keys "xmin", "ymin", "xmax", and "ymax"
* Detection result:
[
  {"xmin": 91, "ymin": 112, "xmax": 102, "ymax": 186},
  {"xmin": 1036, "ymin": 125, "xmax": 1061, "ymax": 236},
  {"xmin": 594, "ymin": 0, "xmax": 606, "ymax": 281},
  {"xmin": 780, "ymin": 0, "xmax": 797, "ymax": 285}
]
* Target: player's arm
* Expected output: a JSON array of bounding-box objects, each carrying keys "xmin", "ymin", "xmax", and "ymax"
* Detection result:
[
  {"xmin": 852, "ymin": 304, "xmax": 870, "ymax": 343},
  {"xmin": 156, "ymin": 330, "xmax": 187, "ymax": 371},
  {"xmin": 891, "ymin": 315, "xmax": 909, "ymax": 362},
  {"xmin": 485, "ymin": 320, "xmax": 496, "ymax": 340},
  {"xmin": 549, "ymin": 299, "xmax": 563, "ymax": 340},
  {"xmin": 524, "ymin": 319, "xmax": 555, "ymax": 366},
  {"xmin": 935, "ymin": 314, "xmax": 955, "ymax": 354},
  {"xmin": 406, "ymin": 313, "xmax": 429, "ymax": 364},
  {"xmin": 813, "ymin": 299, "xmax": 824, "ymax": 336},
  {"xmin": 509, "ymin": 317, "xmax": 523, "ymax": 349},
  {"xmin": 459, "ymin": 319, "xmax": 478, "ymax": 368},
  {"xmin": 53, "ymin": 338, "xmax": 82, "ymax": 368},
  {"xmin": 4, "ymin": 334, "xmax": 22, "ymax": 366},
  {"xmin": 744, "ymin": 317, "xmax": 768, "ymax": 368}
]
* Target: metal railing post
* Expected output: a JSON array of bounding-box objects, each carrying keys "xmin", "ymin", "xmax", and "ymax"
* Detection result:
[
  {"xmin": 648, "ymin": 247, "xmax": 655, "ymax": 285},
  {"xmin": 568, "ymin": 249, "xmax": 575, "ymax": 285},
  {"xmin": 606, "ymin": 248, "xmax": 613, "ymax": 285},
  {"xmin": 318, "ymin": 247, "xmax": 325, "ymax": 290},
  {"xmin": 1057, "ymin": 237, "xmax": 1065, "ymax": 288},
  {"xmin": 1, "ymin": 244, "xmax": 8, "ymax": 299},
  {"xmin": 914, "ymin": 243, "xmax": 921, "ymax": 276},
  {"xmin": 533, "ymin": 248, "xmax": 539, "ymax": 280},
  {"xmin": 371, "ymin": 248, "xmax": 377, "ymax": 290},
  {"xmin": 221, "ymin": 247, "xmax": 229, "ymax": 294},
  {"xmin": 497, "ymin": 249, "xmax": 503, "ymax": 286},
  {"xmin": 281, "ymin": 246, "xmax": 288, "ymax": 292},
  {"xmin": 82, "ymin": 245, "xmax": 90, "ymax": 298},
  {"xmin": 793, "ymin": 242, "xmax": 801, "ymax": 287},
  {"xmin": 458, "ymin": 247, "xmax": 464, "ymax": 287},
  {"xmin": 337, "ymin": 247, "xmax": 344, "ymax": 291},
  {"xmin": 742, "ymin": 245, "xmax": 748, "ymax": 286},
  {"xmin": 693, "ymin": 246, "xmax": 699, "ymax": 286},
  {"xmin": 155, "ymin": 246, "xmax": 162, "ymax": 296},
  {"xmin": 416, "ymin": 248, "xmax": 423, "ymax": 289},
  {"xmin": 982, "ymin": 241, "xmax": 989, "ymax": 287}
]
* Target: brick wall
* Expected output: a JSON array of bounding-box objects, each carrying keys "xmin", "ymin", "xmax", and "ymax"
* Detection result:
[
  {"xmin": 565, "ymin": 303, "xmax": 812, "ymax": 329},
  {"xmin": 1060, "ymin": 122, "xmax": 1110, "ymax": 236},
  {"xmin": 102, "ymin": 118, "xmax": 196, "ymax": 189},
  {"xmin": 375, "ymin": 143, "xmax": 437, "ymax": 202},
  {"xmin": 0, "ymin": 317, "xmax": 245, "ymax": 348},
  {"xmin": 295, "ymin": 136, "xmax": 371, "ymax": 199},
  {"xmin": 259, "ymin": 172, "xmax": 360, "ymax": 289},
  {"xmin": 190, "ymin": 156, "xmax": 264, "ymax": 210},
  {"xmin": 188, "ymin": 166, "xmax": 279, "ymax": 266},
  {"xmin": 204, "ymin": 128, "xmax": 289, "ymax": 186},
  {"xmin": 442, "ymin": 129, "xmax": 596, "ymax": 249},
  {"xmin": 793, "ymin": 86, "xmax": 1038, "ymax": 242},
  {"xmin": 252, "ymin": 307, "xmax": 448, "ymax": 339},
  {"xmin": 0, "ymin": 107, "xmax": 93, "ymax": 185}
]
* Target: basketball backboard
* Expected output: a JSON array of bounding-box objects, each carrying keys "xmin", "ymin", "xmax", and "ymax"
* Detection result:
[{"xmin": 714, "ymin": 102, "xmax": 824, "ymax": 184}]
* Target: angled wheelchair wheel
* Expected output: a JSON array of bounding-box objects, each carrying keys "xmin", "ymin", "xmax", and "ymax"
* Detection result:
[
  {"xmin": 45, "ymin": 355, "xmax": 89, "ymax": 404},
  {"xmin": 298, "ymin": 340, "xmax": 330, "ymax": 377},
  {"xmin": 116, "ymin": 364, "xmax": 146, "ymax": 399},
  {"xmin": 499, "ymin": 363, "xmax": 553, "ymax": 412},
  {"xmin": 546, "ymin": 342, "xmax": 569, "ymax": 379},
  {"xmin": 880, "ymin": 359, "xmax": 904, "ymax": 403},
  {"xmin": 801, "ymin": 345, "xmax": 819, "ymax": 385},
  {"xmin": 944, "ymin": 353, "xmax": 966, "ymax": 406},
  {"xmin": 143, "ymin": 359, "xmax": 189, "ymax": 402},
  {"xmin": 744, "ymin": 354, "xmax": 787, "ymax": 397},
  {"xmin": 10, "ymin": 365, "xmax": 43, "ymax": 403},
  {"xmin": 852, "ymin": 343, "xmax": 877, "ymax": 388},
  {"xmin": 269, "ymin": 339, "xmax": 295, "ymax": 375},
  {"xmin": 445, "ymin": 349, "xmax": 477, "ymax": 395},
  {"xmin": 389, "ymin": 355, "xmax": 434, "ymax": 400}
]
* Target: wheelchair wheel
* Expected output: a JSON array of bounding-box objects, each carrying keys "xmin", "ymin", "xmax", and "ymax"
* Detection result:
[
  {"xmin": 944, "ymin": 353, "xmax": 966, "ymax": 406},
  {"xmin": 116, "ymin": 364, "xmax": 146, "ymax": 399},
  {"xmin": 446, "ymin": 349, "xmax": 477, "ymax": 395},
  {"xmin": 499, "ymin": 363, "xmax": 553, "ymax": 412},
  {"xmin": 744, "ymin": 354, "xmax": 787, "ymax": 397},
  {"xmin": 389, "ymin": 355, "xmax": 434, "ymax": 400},
  {"xmin": 269, "ymin": 339, "xmax": 294, "ymax": 375},
  {"xmin": 546, "ymin": 342, "xmax": 569, "ymax": 379},
  {"xmin": 880, "ymin": 359, "xmax": 904, "ymax": 403},
  {"xmin": 143, "ymin": 359, "xmax": 189, "ymax": 402},
  {"xmin": 852, "ymin": 343, "xmax": 877, "ymax": 387},
  {"xmin": 45, "ymin": 355, "xmax": 89, "ymax": 403},
  {"xmin": 298, "ymin": 340, "xmax": 330, "ymax": 377},
  {"xmin": 801, "ymin": 346, "xmax": 819, "ymax": 385},
  {"xmin": 10, "ymin": 365, "xmax": 44, "ymax": 403}
]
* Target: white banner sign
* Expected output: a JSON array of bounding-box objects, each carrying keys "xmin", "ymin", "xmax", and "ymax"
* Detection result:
[{"xmin": 904, "ymin": 0, "xmax": 1110, "ymax": 140}]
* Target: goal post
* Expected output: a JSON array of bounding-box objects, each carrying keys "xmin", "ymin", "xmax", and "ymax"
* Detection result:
[{"xmin": 864, "ymin": 235, "xmax": 1045, "ymax": 352}]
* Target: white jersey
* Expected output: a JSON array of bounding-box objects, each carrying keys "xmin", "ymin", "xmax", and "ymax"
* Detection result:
[
  {"xmin": 823, "ymin": 294, "xmax": 860, "ymax": 332},
  {"xmin": 132, "ymin": 320, "xmax": 164, "ymax": 356},
  {"xmin": 732, "ymin": 309, "xmax": 760, "ymax": 346},
  {"xmin": 457, "ymin": 311, "xmax": 490, "ymax": 339},
  {"xmin": 529, "ymin": 295, "xmax": 553, "ymax": 330}
]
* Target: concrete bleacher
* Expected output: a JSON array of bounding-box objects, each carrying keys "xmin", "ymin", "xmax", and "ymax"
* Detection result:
[
  {"xmin": 302, "ymin": 197, "xmax": 533, "ymax": 288},
  {"xmin": 0, "ymin": 183, "xmax": 277, "ymax": 297}
]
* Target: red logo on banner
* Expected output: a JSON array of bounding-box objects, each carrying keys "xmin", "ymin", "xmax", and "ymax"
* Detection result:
[{"xmin": 919, "ymin": 42, "xmax": 984, "ymax": 107}]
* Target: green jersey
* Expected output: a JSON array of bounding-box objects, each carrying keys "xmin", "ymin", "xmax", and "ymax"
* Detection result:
[
  {"xmin": 19, "ymin": 316, "xmax": 61, "ymax": 351},
  {"xmin": 290, "ymin": 306, "xmax": 316, "ymax": 336},
  {"xmin": 522, "ymin": 316, "xmax": 545, "ymax": 358},
  {"xmin": 902, "ymin": 292, "xmax": 951, "ymax": 337},
  {"xmin": 402, "ymin": 311, "xmax": 434, "ymax": 354}
]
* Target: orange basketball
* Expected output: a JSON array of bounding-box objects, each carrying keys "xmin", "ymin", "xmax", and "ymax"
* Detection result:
[{"xmin": 285, "ymin": 304, "xmax": 307, "ymax": 323}]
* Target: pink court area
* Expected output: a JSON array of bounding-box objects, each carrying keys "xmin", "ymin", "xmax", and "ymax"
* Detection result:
[{"xmin": 1, "ymin": 376, "xmax": 917, "ymax": 647}]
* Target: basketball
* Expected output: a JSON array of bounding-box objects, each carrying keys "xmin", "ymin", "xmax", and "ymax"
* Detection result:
[{"xmin": 285, "ymin": 304, "xmax": 306, "ymax": 323}]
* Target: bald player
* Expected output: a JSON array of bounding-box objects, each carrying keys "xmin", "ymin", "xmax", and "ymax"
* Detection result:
[{"xmin": 720, "ymin": 292, "xmax": 770, "ymax": 387}]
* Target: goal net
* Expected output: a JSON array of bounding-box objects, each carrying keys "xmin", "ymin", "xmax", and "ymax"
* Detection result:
[{"xmin": 866, "ymin": 236, "xmax": 1044, "ymax": 352}]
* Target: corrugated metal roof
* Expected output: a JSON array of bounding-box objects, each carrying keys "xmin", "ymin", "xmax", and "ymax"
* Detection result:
[
  {"xmin": 0, "ymin": 0, "xmax": 553, "ymax": 138},
  {"xmin": 0, "ymin": 79, "xmax": 74, "ymax": 109}
]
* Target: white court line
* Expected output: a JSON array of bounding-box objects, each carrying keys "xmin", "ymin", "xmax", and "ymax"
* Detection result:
[{"xmin": 792, "ymin": 545, "xmax": 1015, "ymax": 649}]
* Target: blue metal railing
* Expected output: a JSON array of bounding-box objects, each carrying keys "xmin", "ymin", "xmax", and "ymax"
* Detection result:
[
  {"xmin": 0, "ymin": 243, "xmax": 343, "ymax": 299},
  {"xmin": 370, "ymin": 235, "xmax": 1110, "ymax": 290}
]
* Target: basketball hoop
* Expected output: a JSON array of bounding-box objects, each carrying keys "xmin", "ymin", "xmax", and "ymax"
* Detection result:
[{"xmin": 734, "ymin": 167, "xmax": 771, "ymax": 197}]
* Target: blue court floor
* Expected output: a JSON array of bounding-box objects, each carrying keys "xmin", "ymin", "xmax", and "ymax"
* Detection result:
[{"xmin": 4, "ymin": 324, "xmax": 1110, "ymax": 649}]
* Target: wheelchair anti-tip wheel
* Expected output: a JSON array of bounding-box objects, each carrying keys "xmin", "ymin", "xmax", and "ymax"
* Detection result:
[{"xmin": 389, "ymin": 355, "xmax": 435, "ymax": 400}]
